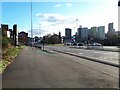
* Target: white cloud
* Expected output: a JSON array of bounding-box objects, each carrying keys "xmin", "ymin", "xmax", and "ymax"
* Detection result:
[
  {"xmin": 36, "ymin": 13, "xmax": 78, "ymax": 36},
  {"xmin": 66, "ymin": 3, "xmax": 72, "ymax": 7},
  {"xmin": 54, "ymin": 3, "xmax": 72, "ymax": 8},
  {"xmin": 36, "ymin": 13, "xmax": 71, "ymax": 24},
  {"xmin": 54, "ymin": 4, "xmax": 62, "ymax": 7},
  {"xmin": 35, "ymin": 0, "xmax": 118, "ymax": 36}
]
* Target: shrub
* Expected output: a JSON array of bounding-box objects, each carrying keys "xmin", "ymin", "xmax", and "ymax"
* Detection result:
[
  {"xmin": 2, "ymin": 37, "xmax": 13, "ymax": 48},
  {"xmin": 1, "ymin": 46, "xmax": 23, "ymax": 73}
]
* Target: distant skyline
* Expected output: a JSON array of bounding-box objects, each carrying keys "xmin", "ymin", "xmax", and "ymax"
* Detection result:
[{"xmin": 2, "ymin": 0, "xmax": 118, "ymax": 37}]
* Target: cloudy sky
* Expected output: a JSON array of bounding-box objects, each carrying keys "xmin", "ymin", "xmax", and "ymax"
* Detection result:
[{"xmin": 2, "ymin": 0, "xmax": 118, "ymax": 37}]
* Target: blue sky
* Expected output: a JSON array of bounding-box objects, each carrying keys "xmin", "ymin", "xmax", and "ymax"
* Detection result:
[{"xmin": 2, "ymin": 0, "xmax": 118, "ymax": 37}]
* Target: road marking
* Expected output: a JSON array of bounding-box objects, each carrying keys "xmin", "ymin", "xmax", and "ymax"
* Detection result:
[
  {"xmin": 79, "ymin": 53, "xmax": 83, "ymax": 54},
  {"xmin": 93, "ymin": 51, "xmax": 113, "ymax": 55}
]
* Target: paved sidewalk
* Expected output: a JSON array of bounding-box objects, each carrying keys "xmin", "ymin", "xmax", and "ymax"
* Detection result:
[
  {"xmin": 70, "ymin": 46, "xmax": 120, "ymax": 52},
  {"xmin": 96, "ymin": 46, "xmax": 120, "ymax": 52},
  {"xmin": 45, "ymin": 46, "xmax": 119, "ymax": 67},
  {"xmin": 51, "ymin": 49, "xmax": 119, "ymax": 68},
  {"xmin": 2, "ymin": 47, "xmax": 119, "ymax": 88}
]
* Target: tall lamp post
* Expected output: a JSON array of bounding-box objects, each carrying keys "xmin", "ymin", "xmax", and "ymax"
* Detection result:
[
  {"xmin": 39, "ymin": 23, "xmax": 41, "ymax": 38},
  {"xmin": 76, "ymin": 19, "xmax": 78, "ymax": 30},
  {"xmin": 39, "ymin": 23, "xmax": 44, "ymax": 50},
  {"xmin": 31, "ymin": 1, "xmax": 33, "ymax": 47},
  {"xmin": 76, "ymin": 19, "xmax": 79, "ymax": 42}
]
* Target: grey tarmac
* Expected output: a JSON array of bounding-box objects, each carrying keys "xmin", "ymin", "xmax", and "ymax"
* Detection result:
[{"xmin": 2, "ymin": 47, "xmax": 119, "ymax": 88}]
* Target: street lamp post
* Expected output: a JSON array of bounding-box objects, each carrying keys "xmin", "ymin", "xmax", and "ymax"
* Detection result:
[
  {"xmin": 39, "ymin": 23, "xmax": 44, "ymax": 50},
  {"xmin": 76, "ymin": 19, "xmax": 78, "ymax": 39},
  {"xmin": 31, "ymin": 1, "xmax": 33, "ymax": 47},
  {"xmin": 39, "ymin": 23, "xmax": 41, "ymax": 38},
  {"xmin": 76, "ymin": 19, "xmax": 78, "ymax": 30}
]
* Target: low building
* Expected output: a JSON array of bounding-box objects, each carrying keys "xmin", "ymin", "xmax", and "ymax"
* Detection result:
[
  {"xmin": 1, "ymin": 24, "xmax": 13, "ymax": 38},
  {"xmin": 18, "ymin": 31, "xmax": 28, "ymax": 45}
]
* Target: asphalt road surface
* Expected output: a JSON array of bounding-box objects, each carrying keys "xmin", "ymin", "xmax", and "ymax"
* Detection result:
[
  {"xmin": 45, "ymin": 46, "xmax": 119, "ymax": 65},
  {"xmin": 2, "ymin": 47, "xmax": 119, "ymax": 88}
]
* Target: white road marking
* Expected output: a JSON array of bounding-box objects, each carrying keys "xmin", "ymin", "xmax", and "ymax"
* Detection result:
[
  {"xmin": 79, "ymin": 53, "xmax": 83, "ymax": 54},
  {"xmin": 93, "ymin": 51, "xmax": 113, "ymax": 55}
]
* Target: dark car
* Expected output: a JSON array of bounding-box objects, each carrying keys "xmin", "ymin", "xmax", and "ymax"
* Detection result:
[
  {"xmin": 78, "ymin": 43, "xmax": 84, "ymax": 48},
  {"xmin": 78, "ymin": 43, "xmax": 84, "ymax": 46},
  {"xmin": 72, "ymin": 43, "xmax": 77, "ymax": 46}
]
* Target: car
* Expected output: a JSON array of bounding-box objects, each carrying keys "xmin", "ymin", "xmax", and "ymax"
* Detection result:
[
  {"xmin": 72, "ymin": 43, "xmax": 78, "ymax": 46},
  {"xmin": 86, "ymin": 44, "xmax": 93, "ymax": 49},
  {"xmin": 70, "ymin": 43, "xmax": 77, "ymax": 48},
  {"xmin": 93, "ymin": 43, "xmax": 102, "ymax": 46},
  {"xmin": 64, "ymin": 42, "xmax": 72, "ymax": 46},
  {"xmin": 92, "ymin": 43, "xmax": 102, "ymax": 49},
  {"xmin": 77, "ymin": 43, "xmax": 84, "ymax": 48}
]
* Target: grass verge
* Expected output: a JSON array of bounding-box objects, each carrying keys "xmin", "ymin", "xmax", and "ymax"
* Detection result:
[
  {"xmin": 47, "ymin": 44, "xmax": 64, "ymax": 46},
  {"xmin": 0, "ymin": 45, "xmax": 25, "ymax": 74}
]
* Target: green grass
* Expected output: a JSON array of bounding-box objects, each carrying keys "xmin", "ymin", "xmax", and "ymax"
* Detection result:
[
  {"xmin": 0, "ymin": 45, "xmax": 24, "ymax": 73},
  {"xmin": 47, "ymin": 44, "xmax": 64, "ymax": 46}
]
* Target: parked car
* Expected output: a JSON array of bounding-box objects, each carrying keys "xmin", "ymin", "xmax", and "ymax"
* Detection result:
[
  {"xmin": 64, "ymin": 42, "xmax": 72, "ymax": 46},
  {"xmin": 93, "ymin": 43, "xmax": 102, "ymax": 46},
  {"xmin": 91, "ymin": 43, "xmax": 102, "ymax": 49},
  {"xmin": 72, "ymin": 43, "xmax": 78, "ymax": 46},
  {"xmin": 71, "ymin": 43, "xmax": 78, "ymax": 48},
  {"xmin": 78, "ymin": 43, "xmax": 85, "ymax": 48}
]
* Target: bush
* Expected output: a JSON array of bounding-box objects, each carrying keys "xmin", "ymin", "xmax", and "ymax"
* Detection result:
[
  {"xmin": 2, "ymin": 37, "xmax": 13, "ymax": 48},
  {"xmin": 1, "ymin": 46, "xmax": 24, "ymax": 73},
  {"xmin": 2, "ymin": 37, "xmax": 9, "ymax": 48},
  {"xmin": 0, "ymin": 35, "xmax": 2, "ymax": 48}
]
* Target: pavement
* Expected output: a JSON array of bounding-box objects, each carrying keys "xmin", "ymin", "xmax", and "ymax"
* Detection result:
[
  {"xmin": 69, "ymin": 45, "xmax": 120, "ymax": 52},
  {"xmin": 45, "ymin": 46, "xmax": 119, "ymax": 67},
  {"xmin": 2, "ymin": 47, "xmax": 119, "ymax": 88},
  {"xmin": 93, "ymin": 46, "xmax": 120, "ymax": 52}
]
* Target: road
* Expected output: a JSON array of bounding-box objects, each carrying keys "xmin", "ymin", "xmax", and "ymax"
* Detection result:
[
  {"xmin": 2, "ymin": 47, "xmax": 119, "ymax": 88},
  {"xmin": 45, "ymin": 46, "xmax": 119, "ymax": 65}
]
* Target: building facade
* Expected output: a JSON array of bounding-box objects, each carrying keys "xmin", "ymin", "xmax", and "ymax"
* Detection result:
[
  {"xmin": 1, "ymin": 24, "xmax": 8, "ymax": 37},
  {"xmin": 107, "ymin": 23, "xmax": 116, "ymax": 38},
  {"xmin": 13, "ymin": 24, "xmax": 18, "ymax": 46},
  {"xmin": 81, "ymin": 28, "xmax": 89, "ymax": 40},
  {"xmin": 97, "ymin": 26, "xmax": 105, "ymax": 40},
  {"xmin": 76, "ymin": 26, "xmax": 90, "ymax": 42},
  {"xmin": 108, "ymin": 22, "xmax": 114, "ymax": 32},
  {"xmin": 9, "ymin": 29, "xmax": 13, "ymax": 39},
  {"xmin": 18, "ymin": 31, "xmax": 28, "ymax": 45},
  {"xmin": 76, "ymin": 26, "xmax": 81, "ymax": 42},
  {"xmin": 91, "ymin": 27, "xmax": 97, "ymax": 39},
  {"xmin": 65, "ymin": 28, "xmax": 72, "ymax": 42}
]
